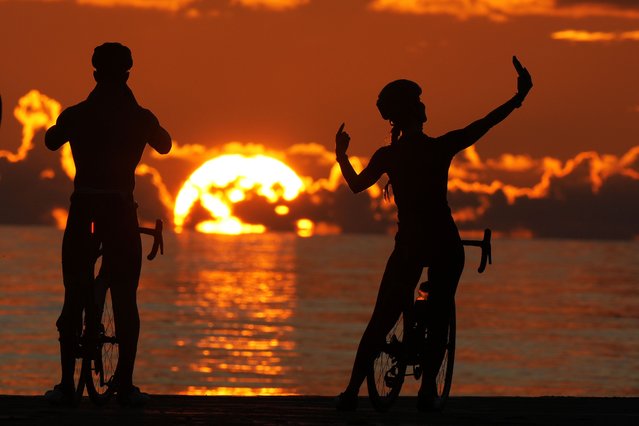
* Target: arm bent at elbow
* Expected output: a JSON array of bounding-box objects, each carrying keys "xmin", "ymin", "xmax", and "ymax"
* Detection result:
[
  {"xmin": 44, "ymin": 111, "xmax": 71, "ymax": 151},
  {"xmin": 146, "ymin": 111, "xmax": 172, "ymax": 154},
  {"xmin": 337, "ymin": 157, "xmax": 366, "ymax": 194},
  {"xmin": 44, "ymin": 124, "xmax": 69, "ymax": 151},
  {"xmin": 337, "ymin": 149, "xmax": 386, "ymax": 194},
  {"xmin": 335, "ymin": 123, "xmax": 386, "ymax": 193},
  {"xmin": 150, "ymin": 126, "xmax": 172, "ymax": 154}
]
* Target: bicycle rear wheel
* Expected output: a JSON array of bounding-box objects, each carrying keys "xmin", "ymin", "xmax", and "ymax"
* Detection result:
[
  {"xmin": 84, "ymin": 281, "xmax": 119, "ymax": 405},
  {"xmin": 366, "ymin": 314, "xmax": 407, "ymax": 412}
]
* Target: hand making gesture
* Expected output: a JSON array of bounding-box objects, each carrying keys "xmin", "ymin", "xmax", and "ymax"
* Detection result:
[
  {"xmin": 335, "ymin": 122, "xmax": 351, "ymax": 160},
  {"xmin": 513, "ymin": 56, "xmax": 533, "ymax": 105}
]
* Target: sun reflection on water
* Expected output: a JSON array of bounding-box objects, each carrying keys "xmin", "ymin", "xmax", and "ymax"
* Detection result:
[{"xmin": 173, "ymin": 233, "xmax": 298, "ymax": 395}]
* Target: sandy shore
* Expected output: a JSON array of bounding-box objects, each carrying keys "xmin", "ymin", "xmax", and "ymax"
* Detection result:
[{"xmin": 1, "ymin": 395, "xmax": 637, "ymax": 425}]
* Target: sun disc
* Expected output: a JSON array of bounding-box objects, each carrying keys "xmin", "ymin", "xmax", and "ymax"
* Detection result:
[{"xmin": 174, "ymin": 154, "xmax": 305, "ymax": 234}]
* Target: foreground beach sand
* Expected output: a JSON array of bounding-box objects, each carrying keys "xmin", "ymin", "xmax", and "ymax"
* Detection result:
[{"xmin": 1, "ymin": 395, "xmax": 637, "ymax": 425}]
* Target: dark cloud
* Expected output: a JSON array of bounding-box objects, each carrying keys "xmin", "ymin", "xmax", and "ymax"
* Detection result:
[
  {"xmin": 455, "ymin": 163, "xmax": 639, "ymax": 240},
  {"xmin": 556, "ymin": 0, "xmax": 639, "ymax": 10},
  {"xmin": 230, "ymin": 185, "xmax": 393, "ymax": 234},
  {"xmin": 0, "ymin": 134, "xmax": 70, "ymax": 225}
]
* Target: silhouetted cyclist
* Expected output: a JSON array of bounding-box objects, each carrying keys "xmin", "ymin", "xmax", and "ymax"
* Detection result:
[
  {"xmin": 334, "ymin": 57, "xmax": 532, "ymax": 411},
  {"xmin": 44, "ymin": 43, "xmax": 171, "ymax": 406}
]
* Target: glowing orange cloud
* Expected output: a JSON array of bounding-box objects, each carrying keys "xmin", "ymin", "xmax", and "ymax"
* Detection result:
[
  {"xmin": 135, "ymin": 163, "xmax": 175, "ymax": 213},
  {"xmin": 486, "ymin": 153, "xmax": 536, "ymax": 172},
  {"xmin": 35, "ymin": 0, "xmax": 308, "ymax": 14},
  {"xmin": 232, "ymin": 0, "xmax": 309, "ymax": 10},
  {"xmin": 451, "ymin": 196, "xmax": 490, "ymax": 223},
  {"xmin": 369, "ymin": 0, "xmax": 639, "ymax": 21},
  {"xmin": 76, "ymin": 0, "xmax": 195, "ymax": 11},
  {"xmin": 448, "ymin": 146, "xmax": 639, "ymax": 226},
  {"xmin": 60, "ymin": 145, "xmax": 76, "ymax": 180},
  {"xmin": 39, "ymin": 168, "xmax": 56, "ymax": 179},
  {"xmin": 285, "ymin": 142, "xmax": 335, "ymax": 166},
  {"xmin": 1, "ymin": 90, "xmax": 60, "ymax": 163},
  {"xmin": 552, "ymin": 30, "xmax": 639, "ymax": 42},
  {"xmin": 51, "ymin": 208, "xmax": 69, "ymax": 230}
]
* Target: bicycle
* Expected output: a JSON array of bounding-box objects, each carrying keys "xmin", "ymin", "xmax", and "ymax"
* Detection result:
[
  {"xmin": 70, "ymin": 219, "xmax": 164, "ymax": 405},
  {"xmin": 366, "ymin": 228, "xmax": 492, "ymax": 412}
]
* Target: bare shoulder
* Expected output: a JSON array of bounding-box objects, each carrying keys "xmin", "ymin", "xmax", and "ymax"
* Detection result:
[
  {"xmin": 373, "ymin": 144, "xmax": 393, "ymax": 158},
  {"xmin": 367, "ymin": 145, "xmax": 393, "ymax": 170},
  {"xmin": 431, "ymin": 130, "xmax": 456, "ymax": 143},
  {"xmin": 138, "ymin": 107, "xmax": 159, "ymax": 122},
  {"xmin": 429, "ymin": 130, "xmax": 465, "ymax": 154},
  {"xmin": 59, "ymin": 100, "xmax": 89, "ymax": 122}
]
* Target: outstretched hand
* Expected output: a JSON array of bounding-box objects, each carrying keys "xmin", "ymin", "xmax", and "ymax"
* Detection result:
[
  {"xmin": 335, "ymin": 123, "xmax": 351, "ymax": 158},
  {"xmin": 513, "ymin": 56, "xmax": 533, "ymax": 101}
]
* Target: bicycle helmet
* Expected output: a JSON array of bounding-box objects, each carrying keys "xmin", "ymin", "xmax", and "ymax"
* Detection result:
[{"xmin": 376, "ymin": 79, "xmax": 422, "ymax": 121}]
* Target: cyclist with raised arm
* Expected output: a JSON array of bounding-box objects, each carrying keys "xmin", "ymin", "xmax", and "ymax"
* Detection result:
[
  {"xmin": 335, "ymin": 57, "xmax": 532, "ymax": 411},
  {"xmin": 44, "ymin": 43, "xmax": 171, "ymax": 406}
]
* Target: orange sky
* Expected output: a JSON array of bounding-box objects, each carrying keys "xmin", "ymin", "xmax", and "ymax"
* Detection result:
[{"xmin": 1, "ymin": 0, "xmax": 638, "ymax": 238}]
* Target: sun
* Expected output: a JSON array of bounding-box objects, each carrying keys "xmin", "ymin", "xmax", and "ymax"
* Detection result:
[{"xmin": 174, "ymin": 154, "xmax": 306, "ymax": 235}]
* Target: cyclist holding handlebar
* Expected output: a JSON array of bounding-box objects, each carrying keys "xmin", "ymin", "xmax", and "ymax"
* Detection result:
[
  {"xmin": 44, "ymin": 43, "xmax": 171, "ymax": 406},
  {"xmin": 335, "ymin": 57, "xmax": 532, "ymax": 411}
]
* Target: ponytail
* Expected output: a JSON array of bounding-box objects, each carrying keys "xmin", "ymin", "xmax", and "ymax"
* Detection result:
[
  {"xmin": 390, "ymin": 122, "xmax": 401, "ymax": 146},
  {"xmin": 383, "ymin": 180, "xmax": 392, "ymax": 201}
]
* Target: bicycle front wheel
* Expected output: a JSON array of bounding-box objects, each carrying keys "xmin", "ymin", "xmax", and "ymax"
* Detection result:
[
  {"xmin": 366, "ymin": 314, "xmax": 407, "ymax": 412},
  {"xmin": 433, "ymin": 302, "xmax": 456, "ymax": 406},
  {"xmin": 84, "ymin": 282, "xmax": 119, "ymax": 405},
  {"xmin": 73, "ymin": 317, "xmax": 86, "ymax": 403},
  {"xmin": 74, "ymin": 358, "xmax": 85, "ymax": 402}
]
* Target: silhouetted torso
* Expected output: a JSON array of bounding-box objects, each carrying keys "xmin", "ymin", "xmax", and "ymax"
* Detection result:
[
  {"xmin": 60, "ymin": 85, "xmax": 159, "ymax": 194},
  {"xmin": 369, "ymin": 132, "xmax": 462, "ymax": 252},
  {"xmin": 386, "ymin": 134, "xmax": 453, "ymax": 222}
]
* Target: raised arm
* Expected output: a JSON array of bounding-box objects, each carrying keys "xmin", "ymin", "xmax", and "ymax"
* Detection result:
[
  {"xmin": 146, "ymin": 111, "xmax": 172, "ymax": 154},
  {"xmin": 335, "ymin": 123, "xmax": 386, "ymax": 194},
  {"xmin": 444, "ymin": 56, "xmax": 533, "ymax": 154},
  {"xmin": 45, "ymin": 109, "xmax": 71, "ymax": 151}
]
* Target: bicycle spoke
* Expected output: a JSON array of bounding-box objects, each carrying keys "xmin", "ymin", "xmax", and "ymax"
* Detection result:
[
  {"xmin": 85, "ymin": 287, "xmax": 118, "ymax": 405},
  {"xmin": 367, "ymin": 314, "xmax": 407, "ymax": 412}
]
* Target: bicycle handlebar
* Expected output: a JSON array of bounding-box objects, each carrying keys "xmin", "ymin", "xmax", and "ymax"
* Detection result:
[
  {"xmin": 139, "ymin": 219, "xmax": 164, "ymax": 261},
  {"xmin": 461, "ymin": 228, "xmax": 492, "ymax": 273}
]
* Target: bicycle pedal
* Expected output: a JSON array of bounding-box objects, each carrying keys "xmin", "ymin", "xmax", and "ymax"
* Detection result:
[
  {"xmin": 413, "ymin": 365, "xmax": 423, "ymax": 380},
  {"xmin": 384, "ymin": 371, "xmax": 403, "ymax": 388}
]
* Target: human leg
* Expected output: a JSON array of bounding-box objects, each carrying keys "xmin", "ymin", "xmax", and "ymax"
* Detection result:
[
  {"xmin": 47, "ymin": 201, "xmax": 97, "ymax": 403},
  {"xmin": 99, "ymin": 200, "xmax": 142, "ymax": 398},
  {"xmin": 419, "ymin": 245, "xmax": 464, "ymax": 399},
  {"xmin": 341, "ymin": 248, "xmax": 422, "ymax": 400}
]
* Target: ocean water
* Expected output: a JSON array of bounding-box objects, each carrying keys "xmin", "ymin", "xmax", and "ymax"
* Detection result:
[{"xmin": 0, "ymin": 226, "xmax": 638, "ymax": 396}]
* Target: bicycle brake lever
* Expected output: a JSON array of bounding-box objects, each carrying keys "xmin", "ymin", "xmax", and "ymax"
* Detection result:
[
  {"xmin": 477, "ymin": 228, "xmax": 492, "ymax": 273},
  {"xmin": 146, "ymin": 219, "xmax": 163, "ymax": 260}
]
